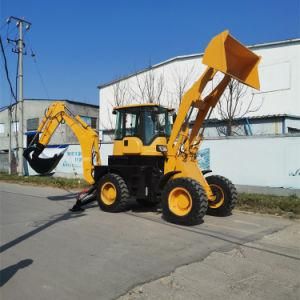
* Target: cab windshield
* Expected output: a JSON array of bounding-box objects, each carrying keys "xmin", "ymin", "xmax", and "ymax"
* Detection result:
[{"xmin": 114, "ymin": 106, "xmax": 172, "ymax": 145}]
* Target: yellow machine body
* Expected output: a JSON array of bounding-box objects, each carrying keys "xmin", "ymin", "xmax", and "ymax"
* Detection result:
[{"xmin": 113, "ymin": 137, "xmax": 167, "ymax": 156}]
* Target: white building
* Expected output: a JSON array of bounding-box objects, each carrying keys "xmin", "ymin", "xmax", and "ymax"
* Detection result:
[{"xmin": 98, "ymin": 38, "xmax": 300, "ymax": 138}]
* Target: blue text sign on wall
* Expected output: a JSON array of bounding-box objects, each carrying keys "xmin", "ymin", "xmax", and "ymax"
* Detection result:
[{"xmin": 197, "ymin": 148, "xmax": 210, "ymax": 170}]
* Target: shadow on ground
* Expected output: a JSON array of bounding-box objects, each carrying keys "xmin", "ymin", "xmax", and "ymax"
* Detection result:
[
  {"xmin": 0, "ymin": 212, "xmax": 86, "ymax": 254},
  {"xmin": 0, "ymin": 259, "xmax": 33, "ymax": 287}
]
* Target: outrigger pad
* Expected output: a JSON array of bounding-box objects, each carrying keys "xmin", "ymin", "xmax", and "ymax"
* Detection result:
[{"xmin": 23, "ymin": 146, "xmax": 66, "ymax": 174}]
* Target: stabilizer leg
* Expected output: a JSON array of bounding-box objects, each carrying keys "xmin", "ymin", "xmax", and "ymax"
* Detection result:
[{"xmin": 70, "ymin": 185, "xmax": 97, "ymax": 212}]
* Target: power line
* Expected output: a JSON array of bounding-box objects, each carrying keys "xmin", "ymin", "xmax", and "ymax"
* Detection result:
[
  {"xmin": 32, "ymin": 55, "xmax": 51, "ymax": 99},
  {"xmin": 0, "ymin": 34, "xmax": 17, "ymax": 103},
  {"xmin": 26, "ymin": 37, "xmax": 50, "ymax": 99}
]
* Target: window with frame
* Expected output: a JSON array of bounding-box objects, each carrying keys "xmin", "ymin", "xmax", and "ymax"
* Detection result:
[
  {"xmin": 27, "ymin": 118, "xmax": 39, "ymax": 131},
  {"xmin": 91, "ymin": 117, "xmax": 97, "ymax": 129},
  {"xmin": 80, "ymin": 116, "xmax": 97, "ymax": 129}
]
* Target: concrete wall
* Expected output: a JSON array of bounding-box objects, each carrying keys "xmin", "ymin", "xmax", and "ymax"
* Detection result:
[
  {"xmin": 201, "ymin": 135, "xmax": 300, "ymax": 189},
  {"xmin": 99, "ymin": 40, "xmax": 300, "ymax": 132},
  {"xmin": 98, "ymin": 135, "xmax": 300, "ymax": 189},
  {"xmin": 21, "ymin": 135, "xmax": 299, "ymax": 189}
]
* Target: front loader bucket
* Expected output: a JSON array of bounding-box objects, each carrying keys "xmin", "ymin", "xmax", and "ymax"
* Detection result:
[
  {"xmin": 202, "ymin": 31, "xmax": 261, "ymax": 89},
  {"xmin": 23, "ymin": 146, "xmax": 66, "ymax": 174}
]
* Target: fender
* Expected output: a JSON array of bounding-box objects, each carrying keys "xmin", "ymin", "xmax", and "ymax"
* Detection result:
[
  {"xmin": 158, "ymin": 171, "xmax": 181, "ymax": 190},
  {"xmin": 203, "ymin": 170, "xmax": 212, "ymax": 175}
]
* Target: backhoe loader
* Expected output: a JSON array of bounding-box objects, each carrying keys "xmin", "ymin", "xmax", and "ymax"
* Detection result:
[{"xmin": 24, "ymin": 31, "xmax": 260, "ymax": 225}]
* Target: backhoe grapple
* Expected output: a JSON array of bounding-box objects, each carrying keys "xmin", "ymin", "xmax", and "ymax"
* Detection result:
[
  {"xmin": 23, "ymin": 31, "xmax": 260, "ymax": 225},
  {"xmin": 23, "ymin": 144, "xmax": 66, "ymax": 174}
]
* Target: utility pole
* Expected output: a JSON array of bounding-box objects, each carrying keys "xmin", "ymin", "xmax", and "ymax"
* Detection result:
[
  {"xmin": 8, "ymin": 16, "xmax": 31, "ymax": 176},
  {"xmin": 8, "ymin": 106, "xmax": 12, "ymax": 174}
]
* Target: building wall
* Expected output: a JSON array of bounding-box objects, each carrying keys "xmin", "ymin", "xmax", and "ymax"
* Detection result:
[
  {"xmin": 202, "ymin": 135, "xmax": 300, "ymax": 189},
  {"xmin": 99, "ymin": 40, "xmax": 300, "ymax": 132},
  {"xmin": 98, "ymin": 135, "xmax": 300, "ymax": 189},
  {"xmin": 15, "ymin": 134, "xmax": 299, "ymax": 188},
  {"xmin": 0, "ymin": 100, "xmax": 99, "ymax": 151}
]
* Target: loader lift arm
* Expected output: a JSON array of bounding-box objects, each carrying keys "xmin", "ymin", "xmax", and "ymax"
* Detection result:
[
  {"xmin": 164, "ymin": 31, "xmax": 261, "ymax": 199},
  {"xmin": 23, "ymin": 102, "xmax": 101, "ymax": 185}
]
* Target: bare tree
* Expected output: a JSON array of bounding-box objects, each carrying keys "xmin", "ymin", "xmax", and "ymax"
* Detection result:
[
  {"xmin": 112, "ymin": 80, "xmax": 129, "ymax": 107},
  {"xmin": 100, "ymin": 78, "xmax": 130, "ymax": 140},
  {"xmin": 129, "ymin": 68, "xmax": 165, "ymax": 104},
  {"xmin": 216, "ymin": 79, "xmax": 263, "ymax": 136},
  {"xmin": 100, "ymin": 69, "xmax": 165, "ymax": 140},
  {"xmin": 170, "ymin": 63, "xmax": 196, "ymax": 109}
]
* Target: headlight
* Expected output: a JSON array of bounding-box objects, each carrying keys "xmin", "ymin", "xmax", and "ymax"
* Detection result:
[{"xmin": 156, "ymin": 145, "xmax": 168, "ymax": 153}]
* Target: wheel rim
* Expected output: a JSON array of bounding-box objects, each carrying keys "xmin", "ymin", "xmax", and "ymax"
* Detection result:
[
  {"xmin": 168, "ymin": 187, "xmax": 192, "ymax": 216},
  {"xmin": 208, "ymin": 184, "xmax": 225, "ymax": 208},
  {"xmin": 101, "ymin": 182, "xmax": 117, "ymax": 205}
]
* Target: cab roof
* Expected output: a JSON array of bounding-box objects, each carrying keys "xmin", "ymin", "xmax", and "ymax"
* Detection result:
[{"xmin": 113, "ymin": 103, "xmax": 174, "ymax": 112}]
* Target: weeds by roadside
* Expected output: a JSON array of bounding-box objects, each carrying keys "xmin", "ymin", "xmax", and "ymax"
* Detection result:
[
  {"xmin": 0, "ymin": 172, "xmax": 89, "ymax": 189},
  {"xmin": 237, "ymin": 193, "xmax": 300, "ymax": 219}
]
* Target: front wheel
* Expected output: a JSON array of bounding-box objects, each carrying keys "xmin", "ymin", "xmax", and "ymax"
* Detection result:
[
  {"xmin": 206, "ymin": 175, "xmax": 237, "ymax": 216},
  {"xmin": 162, "ymin": 177, "xmax": 208, "ymax": 226},
  {"xmin": 97, "ymin": 173, "xmax": 129, "ymax": 212}
]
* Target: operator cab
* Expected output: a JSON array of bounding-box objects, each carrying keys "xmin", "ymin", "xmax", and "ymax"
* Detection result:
[{"xmin": 113, "ymin": 104, "xmax": 174, "ymax": 146}]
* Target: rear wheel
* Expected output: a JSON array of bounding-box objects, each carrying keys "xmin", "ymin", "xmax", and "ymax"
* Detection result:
[
  {"xmin": 162, "ymin": 177, "xmax": 208, "ymax": 225},
  {"xmin": 206, "ymin": 175, "xmax": 237, "ymax": 216},
  {"xmin": 97, "ymin": 173, "xmax": 129, "ymax": 212}
]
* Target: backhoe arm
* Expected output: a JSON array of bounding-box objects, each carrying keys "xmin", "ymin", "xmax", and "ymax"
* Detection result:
[{"xmin": 23, "ymin": 102, "xmax": 101, "ymax": 185}]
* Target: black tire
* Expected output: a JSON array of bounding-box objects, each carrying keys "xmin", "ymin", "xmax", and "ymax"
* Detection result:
[
  {"xmin": 97, "ymin": 173, "xmax": 129, "ymax": 212},
  {"xmin": 162, "ymin": 177, "xmax": 208, "ymax": 226},
  {"xmin": 206, "ymin": 175, "xmax": 237, "ymax": 216}
]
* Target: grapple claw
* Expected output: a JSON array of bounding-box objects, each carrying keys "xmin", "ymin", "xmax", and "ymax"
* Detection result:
[{"xmin": 23, "ymin": 145, "xmax": 66, "ymax": 174}]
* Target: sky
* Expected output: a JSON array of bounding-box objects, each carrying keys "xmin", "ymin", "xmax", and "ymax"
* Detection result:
[{"xmin": 1, "ymin": 0, "xmax": 300, "ymax": 107}]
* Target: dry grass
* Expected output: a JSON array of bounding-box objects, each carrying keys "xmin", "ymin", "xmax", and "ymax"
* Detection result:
[
  {"xmin": 236, "ymin": 193, "xmax": 300, "ymax": 218},
  {"xmin": 0, "ymin": 172, "xmax": 89, "ymax": 189}
]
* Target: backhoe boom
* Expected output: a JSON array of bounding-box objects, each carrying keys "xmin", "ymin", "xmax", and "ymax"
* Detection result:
[{"xmin": 23, "ymin": 102, "xmax": 100, "ymax": 184}]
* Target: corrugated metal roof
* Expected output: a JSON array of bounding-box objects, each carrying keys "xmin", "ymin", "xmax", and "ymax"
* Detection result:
[
  {"xmin": 201, "ymin": 114, "xmax": 300, "ymax": 124},
  {"xmin": 98, "ymin": 37, "xmax": 300, "ymax": 89},
  {"xmin": 0, "ymin": 98, "xmax": 99, "ymax": 111}
]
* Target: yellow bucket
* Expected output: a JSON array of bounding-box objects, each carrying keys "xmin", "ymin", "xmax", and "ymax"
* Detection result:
[{"xmin": 202, "ymin": 31, "xmax": 261, "ymax": 90}]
